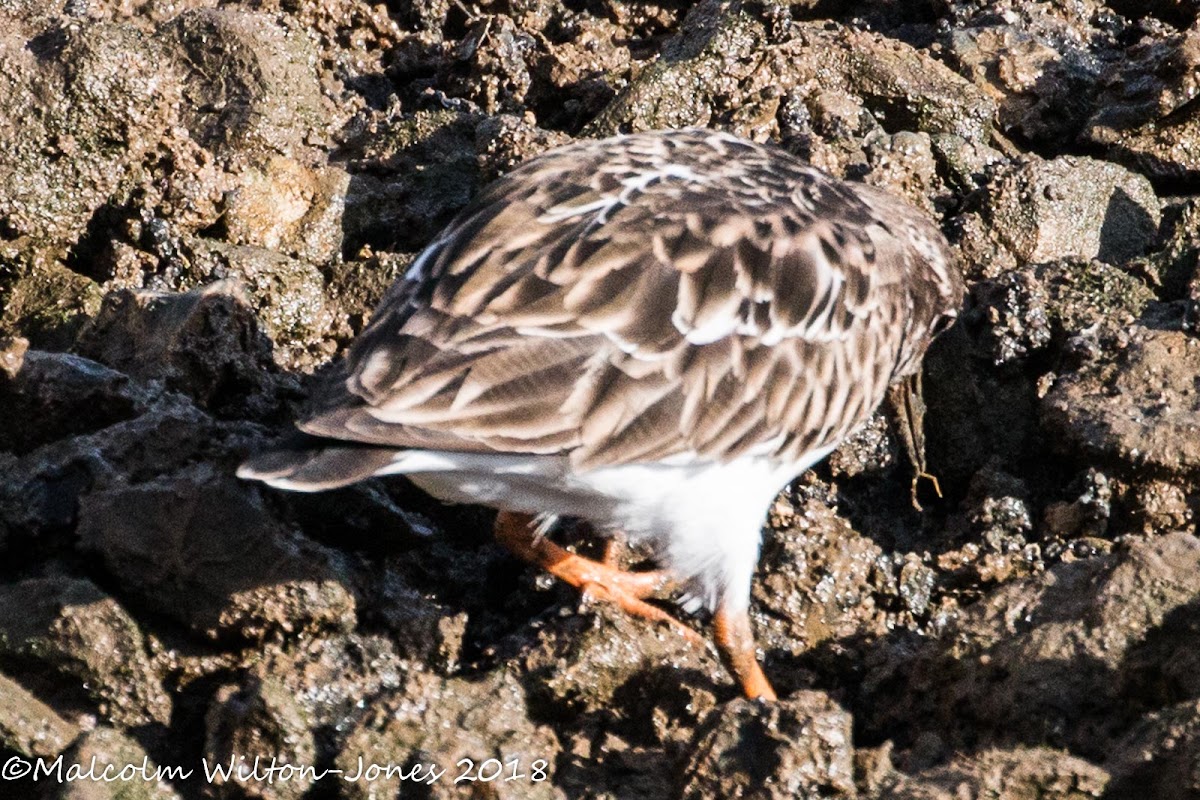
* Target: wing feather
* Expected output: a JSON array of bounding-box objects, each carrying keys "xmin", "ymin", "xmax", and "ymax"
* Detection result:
[{"xmin": 296, "ymin": 129, "xmax": 953, "ymax": 470}]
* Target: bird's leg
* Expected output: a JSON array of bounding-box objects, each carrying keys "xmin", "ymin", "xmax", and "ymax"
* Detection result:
[
  {"xmin": 887, "ymin": 370, "xmax": 943, "ymax": 510},
  {"xmin": 494, "ymin": 511, "xmax": 701, "ymax": 644},
  {"xmin": 713, "ymin": 603, "xmax": 777, "ymax": 700}
]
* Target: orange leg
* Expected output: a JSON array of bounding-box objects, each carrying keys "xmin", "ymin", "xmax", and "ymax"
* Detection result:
[
  {"xmin": 494, "ymin": 511, "xmax": 701, "ymax": 645},
  {"xmin": 714, "ymin": 605, "xmax": 777, "ymax": 701}
]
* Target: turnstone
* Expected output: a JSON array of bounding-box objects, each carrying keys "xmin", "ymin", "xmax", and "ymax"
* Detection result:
[{"xmin": 239, "ymin": 128, "xmax": 963, "ymax": 700}]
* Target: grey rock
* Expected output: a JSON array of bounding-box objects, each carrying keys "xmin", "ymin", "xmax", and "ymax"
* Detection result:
[
  {"xmin": 978, "ymin": 156, "xmax": 1160, "ymax": 266},
  {"xmin": 76, "ymin": 465, "xmax": 357, "ymax": 640}
]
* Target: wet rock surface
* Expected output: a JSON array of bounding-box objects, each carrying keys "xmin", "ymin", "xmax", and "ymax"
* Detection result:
[{"xmin": 2, "ymin": 1, "xmax": 1200, "ymax": 798}]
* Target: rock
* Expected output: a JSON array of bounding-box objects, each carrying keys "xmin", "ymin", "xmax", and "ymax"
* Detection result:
[
  {"xmin": 946, "ymin": 25, "xmax": 1099, "ymax": 145},
  {"xmin": 862, "ymin": 131, "xmax": 942, "ymax": 214},
  {"xmin": 861, "ymin": 532, "xmax": 1200, "ymax": 756},
  {"xmin": 677, "ymin": 692, "xmax": 855, "ymax": 799},
  {"xmin": 51, "ymin": 726, "xmax": 183, "ymax": 800},
  {"xmin": 447, "ymin": 15, "xmax": 536, "ymax": 114},
  {"xmin": 204, "ymin": 677, "xmax": 316, "ymax": 800},
  {"xmin": 0, "ymin": 671, "xmax": 80, "ymax": 759},
  {"xmin": 516, "ymin": 600, "xmax": 724, "ymax": 724},
  {"xmin": 0, "ymin": 335, "xmax": 28, "ymax": 380},
  {"xmin": 970, "ymin": 258, "xmax": 1154, "ymax": 367},
  {"xmin": 76, "ymin": 465, "xmax": 357, "ymax": 640},
  {"xmin": 591, "ymin": 8, "xmax": 994, "ymax": 143},
  {"xmin": 975, "ymin": 156, "xmax": 1160, "ymax": 266},
  {"xmin": 340, "ymin": 108, "xmax": 486, "ymax": 253},
  {"xmin": 0, "ymin": 20, "xmax": 178, "ymax": 245},
  {"xmin": 336, "ymin": 669, "xmax": 562, "ymax": 800},
  {"xmin": 0, "ymin": 259, "xmax": 104, "ymax": 348},
  {"xmin": 74, "ymin": 283, "xmax": 290, "ymax": 420},
  {"xmin": 1138, "ymin": 199, "xmax": 1200, "ymax": 303},
  {"xmin": 165, "ymin": 10, "xmax": 327, "ymax": 163},
  {"xmin": 754, "ymin": 501, "xmax": 887, "ymax": 666},
  {"xmin": 894, "ymin": 746, "xmax": 1110, "ymax": 799},
  {"xmin": 1042, "ymin": 327, "xmax": 1200, "ymax": 477},
  {"xmin": 0, "ymin": 387, "xmax": 259, "ymax": 544},
  {"xmin": 222, "ymin": 158, "xmax": 349, "ymax": 264},
  {"xmin": 1084, "ymin": 23, "xmax": 1200, "ymax": 181},
  {"xmin": 174, "ymin": 240, "xmax": 338, "ymax": 372},
  {"xmin": 0, "ymin": 350, "xmax": 154, "ymax": 454},
  {"xmin": 0, "ymin": 577, "xmax": 171, "ymax": 728},
  {"xmin": 1107, "ymin": 700, "xmax": 1200, "ymax": 799},
  {"xmin": 249, "ymin": 632, "xmax": 409, "ymax": 735}
]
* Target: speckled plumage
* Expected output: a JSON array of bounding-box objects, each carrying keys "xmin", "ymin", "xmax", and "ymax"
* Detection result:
[{"xmin": 240, "ymin": 128, "xmax": 963, "ymax": 688}]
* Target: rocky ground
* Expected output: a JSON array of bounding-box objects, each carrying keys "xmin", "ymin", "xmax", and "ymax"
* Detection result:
[{"xmin": 2, "ymin": 0, "xmax": 1199, "ymax": 798}]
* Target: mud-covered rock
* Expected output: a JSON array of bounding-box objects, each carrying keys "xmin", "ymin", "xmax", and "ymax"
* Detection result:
[
  {"xmin": 204, "ymin": 677, "xmax": 316, "ymax": 800},
  {"xmin": 52, "ymin": 726, "xmax": 183, "ymax": 800},
  {"xmin": 76, "ymin": 465, "xmax": 357, "ymax": 640},
  {"xmin": 970, "ymin": 156, "xmax": 1160, "ymax": 266},
  {"xmin": 1042, "ymin": 327, "xmax": 1200, "ymax": 477},
  {"xmin": 75, "ymin": 283, "xmax": 292, "ymax": 419},
  {"xmin": 677, "ymin": 692, "xmax": 855, "ymax": 799},
  {"xmin": 0, "ymin": 577, "xmax": 170, "ymax": 728},
  {"xmin": 340, "ymin": 109, "xmax": 565, "ymax": 257},
  {"xmin": 0, "ymin": 20, "xmax": 178, "ymax": 245},
  {"xmin": 336, "ymin": 668, "xmax": 562, "ymax": 800},
  {"xmin": 0, "ymin": 671, "xmax": 80, "ymax": 759}
]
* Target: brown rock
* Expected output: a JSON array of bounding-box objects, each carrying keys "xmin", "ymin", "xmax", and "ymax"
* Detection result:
[
  {"xmin": 52, "ymin": 726, "xmax": 183, "ymax": 800},
  {"xmin": 1042, "ymin": 327, "xmax": 1200, "ymax": 477},
  {"xmin": 204, "ymin": 677, "xmax": 316, "ymax": 800},
  {"xmin": 894, "ymin": 746, "xmax": 1109, "ymax": 799},
  {"xmin": 677, "ymin": 692, "xmax": 855, "ymax": 799},
  {"xmin": 336, "ymin": 669, "xmax": 562, "ymax": 800},
  {"xmin": 0, "ymin": 577, "xmax": 171, "ymax": 728},
  {"xmin": 0, "ymin": 671, "xmax": 80, "ymax": 759}
]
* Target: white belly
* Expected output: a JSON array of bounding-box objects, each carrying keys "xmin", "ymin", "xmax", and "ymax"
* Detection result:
[{"xmin": 377, "ymin": 447, "xmax": 831, "ymax": 610}]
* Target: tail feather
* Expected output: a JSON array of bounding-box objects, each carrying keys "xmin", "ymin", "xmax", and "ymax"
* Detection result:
[{"xmin": 237, "ymin": 436, "xmax": 401, "ymax": 492}]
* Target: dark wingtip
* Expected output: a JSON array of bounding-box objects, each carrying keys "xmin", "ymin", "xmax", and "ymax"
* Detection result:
[{"xmin": 237, "ymin": 435, "xmax": 400, "ymax": 492}]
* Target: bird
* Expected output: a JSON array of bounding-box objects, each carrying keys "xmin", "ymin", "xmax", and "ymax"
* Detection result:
[{"xmin": 238, "ymin": 127, "xmax": 963, "ymax": 700}]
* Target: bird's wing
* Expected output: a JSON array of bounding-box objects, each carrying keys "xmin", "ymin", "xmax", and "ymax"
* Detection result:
[{"xmin": 301, "ymin": 131, "xmax": 921, "ymax": 469}]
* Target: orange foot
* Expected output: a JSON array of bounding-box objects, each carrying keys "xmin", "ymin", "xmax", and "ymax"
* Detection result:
[
  {"xmin": 494, "ymin": 512, "xmax": 779, "ymax": 699},
  {"xmin": 714, "ymin": 605, "xmax": 777, "ymax": 701},
  {"xmin": 494, "ymin": 511, "xmax": 702, "ymax": 645}
]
